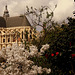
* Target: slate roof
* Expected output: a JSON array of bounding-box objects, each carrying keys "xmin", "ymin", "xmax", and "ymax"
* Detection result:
[
  {"xmin": 0, "ymin": 17, "xmax": 6, "ymax": 27},
  {"xmin": 0, "ymin": 16, "xmax": 31, "ymax": 28}
]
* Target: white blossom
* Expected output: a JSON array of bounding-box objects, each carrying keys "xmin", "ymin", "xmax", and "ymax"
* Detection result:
[
  {"xmin": 29, "ymin": 45, "xmax": 38, "ymax": 56},
  {"xmin": 46, "ymin": 68, "xmax": 51, "ymax": 74},
  {"xmin": 0, "ymin": 43, "xmax": 51, "ymax": 75},
  {"xmin": 40, "ymin": 44, "xmax": 49, "ymax": 54}
]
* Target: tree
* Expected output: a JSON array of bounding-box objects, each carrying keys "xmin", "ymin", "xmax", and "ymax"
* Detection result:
[
  {"xmin": 31, "ymin": 17, "xmax": 75, "ymax": 75},
  {"xmin": 46, "ymin": 17, "xmax": 75, "ymax": 74},
  {"xmin": 25, "ymin": 5, "xmax": 57, "ymax": 39}
]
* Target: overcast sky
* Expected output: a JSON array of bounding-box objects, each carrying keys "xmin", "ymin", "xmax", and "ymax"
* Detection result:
[{"xmin": 0, "ymin": 0, "xmax": 75, "ymax": 22}]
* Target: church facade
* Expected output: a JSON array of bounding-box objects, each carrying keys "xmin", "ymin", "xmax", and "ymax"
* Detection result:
[{"xmin": 0, "ymin": 5, "xmax": 35, "ymax": 50}]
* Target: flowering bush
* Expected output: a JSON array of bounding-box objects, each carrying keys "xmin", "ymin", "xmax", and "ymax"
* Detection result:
[
  {"xmin": 0, "ymin": 43, "xmax": 51, "ymax": 75},
  {"xmin": 40, "ymin": 44, "xmax": 49, "ymax": 54}
]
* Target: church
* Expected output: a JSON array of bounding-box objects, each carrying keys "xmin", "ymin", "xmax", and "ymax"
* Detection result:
[{"xmin": 0, "ymin": 5, "xmax": 35, "ymax": 50}]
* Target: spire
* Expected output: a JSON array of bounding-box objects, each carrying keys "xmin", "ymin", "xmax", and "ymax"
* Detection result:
[
  {"xmin": 5, "ymin": 5, "xmax": 7, "ymax": 10},
  {"xmin": 3, "ymin": 5, "xmax": 9, "ymax": 20}
]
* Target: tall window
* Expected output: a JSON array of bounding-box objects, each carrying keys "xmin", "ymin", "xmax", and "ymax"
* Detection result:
[
  {"xmin": 25, "ymin": 34, "xmax": 28, "ymax": 41},
  {"xmin": 3, "ymin": 39, "xmax": 5, "ymax": 43},
  {"xmin": 22, "ymin": 31, "xmax": 23, "ymax": 39},
  {"xmin": 8, "ymin": 38, "xmax": 10, "ymax": 42},
  {"xmin": 30, "ymin": 35, "xmax": 32, "ymax": 39}
]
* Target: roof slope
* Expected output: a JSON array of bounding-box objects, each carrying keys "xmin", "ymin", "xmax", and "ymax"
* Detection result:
[
  {"xmin": 6, "ymin": 16, "xmax": 31, "ymax": 27},
  {"xmin": 0, "ymin": 17, "xmax": 6, "ymax": 27}
]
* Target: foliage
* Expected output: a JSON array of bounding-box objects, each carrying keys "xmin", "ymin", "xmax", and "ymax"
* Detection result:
[{"xmin": 31, "ymin": 17, "xmax": 75, "ymax": 75}]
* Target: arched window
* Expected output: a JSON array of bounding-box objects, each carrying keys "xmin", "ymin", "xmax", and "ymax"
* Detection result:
[
  {"xmin": 8, "ymin": 38, "xmax": 10, "ymax": 42},
  {"xmin": 25, "ymin": 34, "xmax": 28, "ymax": 41},
  {"xmin": 22, "ymin": 31, "xmax": 23, "ymax": 39},
  {"xmin": 3, "ymin": 39, "xmax": 5, "ymax": 43},
  {"xmin": 30, "ymin": 35, "xmax": 32, "ymax": 39}
]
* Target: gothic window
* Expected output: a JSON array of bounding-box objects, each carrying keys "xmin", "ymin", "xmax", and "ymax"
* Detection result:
[
  {"xmin": 25, "ymin": 30, "xmax": 28, "ymax": 41},
  {"xmin": 8, "ymin": 38, "xmax": 10, "ymax": 42},
  {"xmin": 25, "ymin": 34, "xmax": 28, "ymax": 41},
  {"xmin": 3, "ymin": 39, "xmax": 5, "ymax": 43},
  {"xmin": 22, "ymin": 31, "xmax": 23, "ymax": 39},
  {"xmin": 30, "ymin": 35, "xmax": 32, "ymax": 39}
]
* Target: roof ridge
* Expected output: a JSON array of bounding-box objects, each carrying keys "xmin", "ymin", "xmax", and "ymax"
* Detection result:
[{"xmin": 7, "ymin": 16, "xmax": 23, "ymax": 18}]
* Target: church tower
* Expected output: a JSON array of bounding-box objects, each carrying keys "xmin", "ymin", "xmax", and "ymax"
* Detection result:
[{"xmin": 3, "ymin": 5, "xmax": 9, "ymax": 20}]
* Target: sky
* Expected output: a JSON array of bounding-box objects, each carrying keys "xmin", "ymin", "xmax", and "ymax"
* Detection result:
[{"xmin": 0, "ymin": 0, "xmax": 75, "ymax": 31}]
